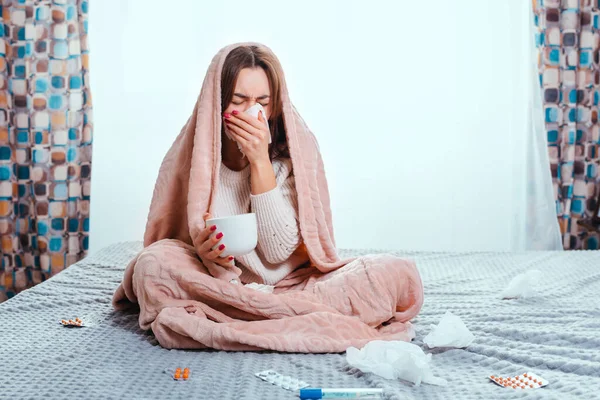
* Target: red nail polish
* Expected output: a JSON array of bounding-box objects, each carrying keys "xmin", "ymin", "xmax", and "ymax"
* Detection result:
[
  {"xmin": 216, "ymin": 232, "xmax": 223, "ymax": 239},
  {"xmin": 224, "ymin": 119, "xmax": 231, "ymax": 123},
  {"xmin": 219, "ymin": 244, "xmax": 225, "ymax": 250},
  {"xmin": 231, "ymin": 110, "xmax": 238, "ymax": 115},
  {"xmin": 228, "ymin": 256, "xmax": 234, "ymax": 261},
  {"xmin": 223, "ymin": 113, "xmax": 231, "ymax": 118},
  {"xmin": 210, "ymin": 225, "xmax": 217, "ymax": 231}
]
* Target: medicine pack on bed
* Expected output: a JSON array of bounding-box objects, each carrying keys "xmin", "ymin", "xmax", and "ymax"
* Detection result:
[
  {"xmin": 165, "ymin": 367, "xmax": 190, "ymax": 381},
  {"xmin": 489, "ymin": 372, "xmax": 549, "ymax": 389},
  {"xmin": 59, "ymin": 314, "xmax": 102, "ymax": 327},
  {"xmin": 59, "ymin": 317, "xmax": 88, "ymax": 327},
  {"xmin": 255, "ymin": 370, "xmax": 310, "ymax": 391}
]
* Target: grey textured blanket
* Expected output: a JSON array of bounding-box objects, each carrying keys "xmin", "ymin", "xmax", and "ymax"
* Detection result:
[{"xmin": 1, "ymin": 242, "xmax": 598, "ymax": 399}]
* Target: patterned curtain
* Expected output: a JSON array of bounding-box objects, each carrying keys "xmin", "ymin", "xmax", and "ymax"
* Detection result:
[
  {"xmin": 0, "ymin": 0, "xmax": 92, "ymax": 302},
  {"xmin": 534, "ymin": 0, "xmax": 600, "ymax": 250}
]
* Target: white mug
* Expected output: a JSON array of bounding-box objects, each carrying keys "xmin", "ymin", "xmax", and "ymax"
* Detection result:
[{"xmin": 206, "ymin": 213, "xmax": 258, "ymax": 257}]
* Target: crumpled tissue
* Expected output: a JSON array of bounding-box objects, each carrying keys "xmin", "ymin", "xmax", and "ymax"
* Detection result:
[
  {"xmin": 423, "ymin": 311, "xmax": 475, "ymax": 349},
  {"xmin": 245, "ymin": 103, "xmax": 271, "ymax": 144},
  {"xmin": 501, "ymin": 269, "xmax": 543, "ymax": 299},
  {"xmin": 346, "ymin": 340, "xmax": 447, "ymax": 386},
  {"xmin": 245, "ymin": 282, "xmax": 275, "ymax": 293}
]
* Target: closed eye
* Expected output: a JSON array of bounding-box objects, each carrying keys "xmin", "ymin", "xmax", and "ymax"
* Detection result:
[{"xmin": 231, "ymin": 101, "xmax": 269, "ymax": 107}]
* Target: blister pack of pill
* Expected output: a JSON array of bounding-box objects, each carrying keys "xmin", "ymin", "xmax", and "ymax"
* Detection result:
[
  {"xmin": 59, "ymin": 312, "xmax": 104, "ymax": 328},
  {"xmin": 59, "ymin": 317, "xmax": 86, "ymax": 327},
  {"xmin": 255, "ymin": 370, "xmax": 310, "ymax": 391},
  {"xmin": 489, "ymin": 372, "xmax": 549, "ymax": 389}
]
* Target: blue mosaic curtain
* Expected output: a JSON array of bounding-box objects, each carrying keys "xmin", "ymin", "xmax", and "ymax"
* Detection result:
[
  {"xmin": 533, "ymin": 0, "xmax": 600, "ymax": 250},
  {"xmin": 0, "ymin": 0, "xmax": 92, "ymax": 302}
]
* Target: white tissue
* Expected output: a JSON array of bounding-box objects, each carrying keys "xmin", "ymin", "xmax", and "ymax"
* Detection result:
[
  {"xmin": 244, "ymin": 103, "xmax": 271, "ymax": 144},
  {"xmin": 245, "ymin": 282, "xmax": 275, "ymax": 293},
  {"xmin": 423, "ymin": 311, "xmax": 475, "ymax": 349},
  {"xmin": 346, "ymin": 340, "xmax": 447, "ymax": 386},
  {"xmin": 501, "ymin": 269, "xmax": 543, "ymax": 299}
]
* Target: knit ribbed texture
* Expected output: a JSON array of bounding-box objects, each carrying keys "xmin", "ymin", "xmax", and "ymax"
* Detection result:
[{"xmin": 212, "ymin": 158, "xmax": 305, "ymax": 285}]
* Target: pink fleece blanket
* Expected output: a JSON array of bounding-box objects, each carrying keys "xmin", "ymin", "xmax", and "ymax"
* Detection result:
[{"xmin": 112, "ymin": 42, "xmax": 423, "ymax": 352}]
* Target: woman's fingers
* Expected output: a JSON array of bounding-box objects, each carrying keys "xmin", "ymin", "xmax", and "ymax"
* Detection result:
[
  {"xmin": 199, "ymin": 231, "xmax": 223, "ymax": 254},
  {"xmin": 205, "ymin": 245, "xmax": 236, "ymax": 268},
  {"xmin": 224, "ymin": 123, "xmax": 249, "ymax": 149},
  {"xmin": 199, "ymin": 211, "xmax": 241, "ymax": 281},
  {"xmin": 228, "ymin": 111, "xmax": 263, "ymax": 133},
  {"xmin": 225, "ymin": 121, "xmax": 255, "ymax": 143},
  {"xmin": 205, "ymin": 242, "xmax": 227, "ymax": 260},
  {"xmin": 204, "ymin": 259, "xmax": 241, "ymax": 282},
  {"xmin": 212, "ymin": 255, "xmax": 236, "ymax": 268},
  {"xmin": 197, "ymin": 212, "xmax": 215, "ymax": 242},
  {"xmin": 228, "ymin": 124, "xmax": 263, "ymax": 151},
  {"xmin": 198, "ymin": 221, "xmax": 217, "ymax": 243}
]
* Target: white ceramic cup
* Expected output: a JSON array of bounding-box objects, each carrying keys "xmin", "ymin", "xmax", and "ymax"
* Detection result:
[{"xmin": 205, "ymin": 213, "xmax": 258, "ymax": 257}]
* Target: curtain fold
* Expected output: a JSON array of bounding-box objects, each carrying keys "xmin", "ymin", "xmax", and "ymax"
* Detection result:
[
  {"xmin": 511, "ymin": 0, "xmax": 563, "ymax": 251},
  {"xmin": 0, "ymin": 0, "xmax": 92, "ymax": 302},
  {"xmin": 533, "ymin": 0, "xmax": 600, "ymax": 250}
]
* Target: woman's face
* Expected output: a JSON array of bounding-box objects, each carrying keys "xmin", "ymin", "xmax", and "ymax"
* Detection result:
[{"xmin": 223, "ymin": 67, "xmax": 271, "ymax": 119}]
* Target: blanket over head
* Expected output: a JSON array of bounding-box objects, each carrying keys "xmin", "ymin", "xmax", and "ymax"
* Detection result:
[{"xmin": 113, "ymin": 42, "xmax": 424, "ymax": 352}]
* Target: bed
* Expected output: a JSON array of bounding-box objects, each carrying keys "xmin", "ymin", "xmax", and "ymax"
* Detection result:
[{"xmin": 1, "ymin": 242, "xmax": 599, "ymax": 399}]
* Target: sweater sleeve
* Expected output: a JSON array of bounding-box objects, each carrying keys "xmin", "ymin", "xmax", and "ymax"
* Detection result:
[{"xmin": 250, "ymin": 158, "xmax": 301, "ymax": 264}]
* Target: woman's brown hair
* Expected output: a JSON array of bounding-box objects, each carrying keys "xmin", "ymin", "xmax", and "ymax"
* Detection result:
[{"xmin": 221, "ymin": 45, "xmax": 290, "ymax": 160}]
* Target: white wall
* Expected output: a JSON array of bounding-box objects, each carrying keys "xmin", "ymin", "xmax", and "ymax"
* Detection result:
[{"xmin": 88, "ymin": 0, "xmax": 530, "ymax": 255}]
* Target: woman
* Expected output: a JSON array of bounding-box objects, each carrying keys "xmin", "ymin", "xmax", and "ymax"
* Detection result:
[
  {"xmin": 114, "ymin": 42, "xmax": 423, "ymax": 353},
  {"xmin": 197, "ymin": 45, "xmax": 305, "ymax": 286}
]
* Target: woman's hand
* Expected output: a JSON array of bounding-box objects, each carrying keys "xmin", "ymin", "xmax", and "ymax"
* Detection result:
[
  {"xmin": 223, "ymin": 109, "xmax": 270, "ymax": 166},
  {"xmin": 223, "ymin": 109, "xmax": 277, "ymax": 194},
  {"xmin": 197, "ymin": 213, "xmax": 242, "ymax": 283}
]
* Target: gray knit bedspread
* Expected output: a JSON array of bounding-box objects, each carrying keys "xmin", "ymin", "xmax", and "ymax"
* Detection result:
[{"xmin": 1, "ymin": 242, "xmax": 599, "ymax": 399}]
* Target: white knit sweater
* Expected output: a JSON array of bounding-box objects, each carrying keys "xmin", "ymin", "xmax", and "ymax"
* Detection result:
[{"xmin": 212, "ymin": 158, "xmax": 307, "ymax": 285}]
